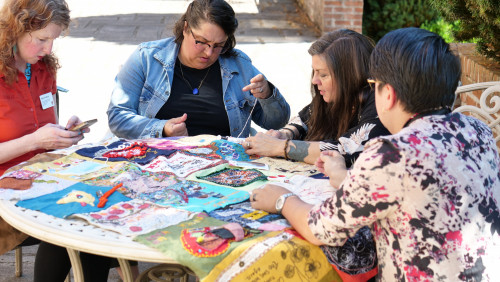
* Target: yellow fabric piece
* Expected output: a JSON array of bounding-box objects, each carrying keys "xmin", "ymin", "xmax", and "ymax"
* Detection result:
[{"xmin": 204, "ymin": 231, "xmax": 341, "ymax": 282}]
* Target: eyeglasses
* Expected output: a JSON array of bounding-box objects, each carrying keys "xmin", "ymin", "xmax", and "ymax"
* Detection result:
[
  {"xmin": 367, "ymin": 78, "xmax": 383, "ymax": 90},
  {"xmin": 190, "ymin": 29, "xmax": 228, "ymax": 54}
]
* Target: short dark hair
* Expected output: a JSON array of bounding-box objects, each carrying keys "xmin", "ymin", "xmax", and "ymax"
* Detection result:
[
  {"xmin": 370, "ymin": 27, "xmax": 461, "ymax": 113},
  {"xmin": 173, "ymin": 0, "xmax": 238, "ymax": 57}
]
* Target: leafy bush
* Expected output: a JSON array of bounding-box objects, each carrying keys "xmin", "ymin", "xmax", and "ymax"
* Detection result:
[
  {"xmin": 427, "ymin": 0, "xmax": 500, "ymax": 62},
  {"xmin": 362, "ymin": 0, "xmax": 438, "ymax": 41},
  {"xmin": 420, "ymin": 18, "xmax": 460, "ymax": 43}
]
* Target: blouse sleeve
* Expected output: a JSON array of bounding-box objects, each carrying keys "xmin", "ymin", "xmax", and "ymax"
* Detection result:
[
  {"xmin": 308, "ymin": 139, "xmax": 404, "ymax": 246},
  {"xmin": 320, "ymin": 93, "xmax": 390, "ymax": 167},
  {"xmin": 286, "ymin": 104, "xmax": 311, "ymax": 140}
]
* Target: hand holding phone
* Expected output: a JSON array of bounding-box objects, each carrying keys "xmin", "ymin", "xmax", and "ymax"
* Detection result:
[{"xmin": 67, "ymin": 119, "xmax": 98, "ymax": 131}]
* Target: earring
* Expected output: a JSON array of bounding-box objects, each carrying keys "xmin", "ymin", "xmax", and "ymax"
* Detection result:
[{"xmin": 12, "ymin": 45, "xmax": 17, "ymax": 53}]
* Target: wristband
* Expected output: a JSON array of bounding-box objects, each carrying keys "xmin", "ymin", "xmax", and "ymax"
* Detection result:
[
  {"xmin": 284, "ymin": 139, "xmax": 291, "ymax": 160},
  {"xmin": 280, "ymin": 127, "xmax": 295, "ymax": 139}
]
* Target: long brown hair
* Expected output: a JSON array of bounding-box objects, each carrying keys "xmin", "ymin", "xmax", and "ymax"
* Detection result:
[
  {"xmin": 306, "ymin": 29, "xmax": 374, "ymax": 141},
  {"xmin": 0, "ymin": 0, "xmax": 70, "ymax": 85}
]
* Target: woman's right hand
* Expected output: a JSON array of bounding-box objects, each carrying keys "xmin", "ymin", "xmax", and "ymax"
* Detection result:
[
  {"xmin": 163, "ymin": 113, "xmax": 188, "ymax": 137},
  {"xmin": 32, "ymin": 124, "xmax": 84, "ymax": 150}
]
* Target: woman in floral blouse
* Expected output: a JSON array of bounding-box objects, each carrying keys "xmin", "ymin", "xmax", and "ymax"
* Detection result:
[{"xmin": 251, "ymin": 27, "xmax": 500, "ymax": 281}]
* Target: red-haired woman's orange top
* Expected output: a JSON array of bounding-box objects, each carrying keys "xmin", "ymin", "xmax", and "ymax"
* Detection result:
[{"xmin": 0, "ymin": 61, "xmax": 57, "ymax": 175}]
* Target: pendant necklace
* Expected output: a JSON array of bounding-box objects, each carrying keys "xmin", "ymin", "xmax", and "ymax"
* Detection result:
[{"xmin": 179, "ymin": 62, "xmax": 211, "ymax": 95}]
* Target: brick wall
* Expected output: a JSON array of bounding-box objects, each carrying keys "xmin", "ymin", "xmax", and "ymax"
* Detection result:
[
  {"xmin": 451, "ymin": 43, "xmax": 500, "ymax": 150},
  {"xmin": 296, "ymin": 0, "xmax": 363, "ymax": 33}
]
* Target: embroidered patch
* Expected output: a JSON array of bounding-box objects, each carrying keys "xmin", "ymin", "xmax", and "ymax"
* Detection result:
[
  {"xmin": 210, "ymin": 140, "xmax": 255, "ymax": 161},
  {"xmin": 181, "ymin": 227, "xmax": 230, "ymax": 257},
  {"xmin": 197, "ymin": 168, "xmax": 267, "ymax": 187},
  {"xmin": 0, "ymin": 177, "xmax": 33, "ymax": 190},
  {"xmin": 3, "ymin": 169, "xmax": 42, "ymax": 180}
]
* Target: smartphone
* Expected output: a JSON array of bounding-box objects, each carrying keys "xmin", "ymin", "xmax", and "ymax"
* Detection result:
[{"xmin": 67, "ymin": 119, "xmax": 98, "ymax": 131}]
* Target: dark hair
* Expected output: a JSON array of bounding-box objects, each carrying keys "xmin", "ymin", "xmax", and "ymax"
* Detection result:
[
  {"xmin": 370, "ymin": 27, "xmax": 461, "ymax": 113},
  {"xmin": 0, "ymin": 0, "xmax": 70, "ymax": 84},
  {"xmin": 173, "ymin": 0, "xmax": 238, "ymax": 57},
  {"xmin": 306, "ymin": 29, "xmax": 375, "ymax": 141}
]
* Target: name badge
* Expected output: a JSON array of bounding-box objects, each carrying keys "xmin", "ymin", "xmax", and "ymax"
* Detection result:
[{"xmin": 39, "ymin": 92, "xmax": 54, "ymax": 110}]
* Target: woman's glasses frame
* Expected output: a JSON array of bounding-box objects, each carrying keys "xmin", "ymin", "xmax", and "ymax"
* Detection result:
[{"xmin": 190, "ymin": 29, "xmax": 229, "ymax": 55}]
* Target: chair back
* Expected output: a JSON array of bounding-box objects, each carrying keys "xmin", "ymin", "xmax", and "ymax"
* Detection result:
[{"xmin": 453, "ymin": 81, "xmax": 500, "ymax": 146}]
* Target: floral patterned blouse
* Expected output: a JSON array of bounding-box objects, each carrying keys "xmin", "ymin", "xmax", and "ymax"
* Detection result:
[{"xmin": 308, "ymin": 112, "xmax": 500, "ymax": 281}]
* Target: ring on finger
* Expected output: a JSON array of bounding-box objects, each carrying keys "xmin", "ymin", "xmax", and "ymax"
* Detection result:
[
  {"xmin": 246, "ymin": 142, "xmax": 251, "ymax": 148},
  {"xmin": 259, "ymin": 87, "xmax": 263, "ymax": 93},
  {"xmin": 252, "ymin": 193, "xmax": 257, "ymax": 201}
]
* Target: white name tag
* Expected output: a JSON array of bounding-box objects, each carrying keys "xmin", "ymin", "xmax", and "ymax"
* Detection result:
[{"xmin": 39, "ymin": 92, "xmax": 54, "ymax": 110}]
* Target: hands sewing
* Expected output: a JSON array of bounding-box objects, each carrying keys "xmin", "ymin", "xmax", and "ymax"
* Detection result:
[
  {"xmin": 242, "ymin": 74, "xmax": 271, "ymax": 99},
  {"xmin": 315, "ymin": 150, "xmax": 347, "ymax": 188}
]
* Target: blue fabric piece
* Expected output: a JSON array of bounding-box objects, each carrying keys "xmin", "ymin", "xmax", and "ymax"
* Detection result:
[
  {"xmin": 75, "ymin": 139, "xmax": 175, "ymax": 164},
  {"xmin": 135, "ymin": 180, "xmax": 249, "ymax": 213},
  {"xmin": 16, "ymin": 182, "xmax": 132, "ymax": 218},
  {"xmin": 208, "ymin": 201, "xmax": 284, "ymax": 229},
  {"xmin": 210, "ymin": 140, "xmax": 250, "ymax": 161}
]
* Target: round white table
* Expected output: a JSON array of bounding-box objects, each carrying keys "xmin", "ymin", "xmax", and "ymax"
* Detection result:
[{"xmin": 0, "ymin": 197, "xmax": 178, "ymax": 282}]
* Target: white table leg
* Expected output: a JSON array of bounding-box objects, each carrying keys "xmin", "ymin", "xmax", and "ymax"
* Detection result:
[
  {"xmin": 66, "ymin": 248, "xmax": 83, "ymax": 282},
  {"xmin": 118, "ymin": 258, "xmax": 133, "ymax": 282}
]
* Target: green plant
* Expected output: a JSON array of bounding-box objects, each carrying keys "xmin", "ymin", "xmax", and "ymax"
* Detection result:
[
  {"xmin": 420, "ymin": 18, "xmax": 458, "ymax": 43},
  {"xmin": 362, "ymin": 0, "xmax": 439, "ymax": 41},
  {"xmin": 427, "ymin": 0, "xmax": 500, "ymax": 62}
]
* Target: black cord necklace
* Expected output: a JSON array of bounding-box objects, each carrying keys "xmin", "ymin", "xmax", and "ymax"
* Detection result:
[
  {"xmin": 403, "ymin": 107, "xmax": 451, "ymax": 128},
  {"xmin": 178, "ymin": 61, "xmax": 211, "ymax": 95}
]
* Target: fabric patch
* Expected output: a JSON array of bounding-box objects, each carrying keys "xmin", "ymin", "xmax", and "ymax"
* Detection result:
[
  {"xmin": 0, "ymin": 177, "xmax": 33, "ymax": 190},
  {"xmin": 258, "ymin": 157, "xmax": 319, "ymax": 177},
  {"xmin": 142, "ymin": 138, "xmax": 198, "ymax": 150},
  {"xmin": 16, "ymin": 182, "xmax": 132, "ymax": 218},
  {"xmin": 75, "ymin": 140, "xmax": 175, "ymax": 164},
  {"xmin": 0, "ymin": 174, "xmax": 77, "ymax": 201},
  {"xmin": 111, "ymin": 170, "xmax": 180, "ymax": 199},
  {"xmin": 208, "ymin": 201, "xmax": 288, "ymax": 230},
  {"xmin": 134, "ymin": 180, "xmax": 249, "ymax": 213},
  {"xmin": 134, "ymin": 215, "xmax": 267, "ymax": 279},
  {"xmin": 2, "ymin": 169, "xmax": 42, "ymax": 180},
  {"xmin": 271, "ymin": 175, "xmax": 334, "ymax": 205},
  {"xmin": 71, "ymin": 199, "xmax": 195, "ymax": 236},
  {"xmin": 196, "ymin": 168, "xmax": 267, "ymax": 187},
  {"xmin": 140, "ymin": 151, "xmax": 221, "ymax": 177},
  {"xmin": 204, "ymin": 231, "xmax": 341, "ymax": 281},
  {"xmin": 210, "ymin": 140, "xmax": 256, "ymax": 161}
]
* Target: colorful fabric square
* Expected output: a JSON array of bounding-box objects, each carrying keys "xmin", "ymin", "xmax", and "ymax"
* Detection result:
[
  {"xmin": 134, "ymin": 215, "xmax": 266, "ymax": 279},
  {"xmin": 70, "ymin": 199, "xmax": 195, "ymax": 237},
  {"xmin": 111, "ymin": 169, "xmax": 180, "ymax": 199},
  {"xmin": 16, "ymin": 182, "xmax": 132, "ymax": 218},
  {"xmin": 75, "ymin": 140, "xmax": 175, "ymax": 164},
  {"xmin": 210, "ymin": 140, "xmax": 255, "ymax": 161},
  {"xmin": 208, "ymin": 201, "xmax": 288, "ymax": 230},
  {"xmin": 197, "ymin": 167, "xmax": 267, "ymax": 187},
  {"xmin": 0, "ymin": 177, "xmax": 32, "ymax": 190},
  {"xmin": 175, "ymin": 135, "xmax": 220, "ymax": 146},
  {"xmin": 135, "ymin": 180, "xmax": 249, "ymax": 213},
  {"xmin": 258, "ymin": 157, "xmax": 319, "ymax": 177},
  {"xmin": 188, "ymin": 164, "xmax": 271, "ymax": 192},
  {"xmin": 204, "ymin": 231, "xmax": 340, "ymax": 282},
  {"xmin": 271, "ymin": 175, "xmax": 334, "ymax": 205},
  {"xmin": 139, "ymin": 151, "xmax": 221, "ymax": 178},
  {"xmin": 81, "ymin": 162, "xmax": 142, "ymax": 187},
  {"xmin": 23, "ymin": 154, "xmax": 110, "ymax": 181},
  {"xmin": 2, "ymin": 169, "xmax": 42, "ymax": 180},
  {"xmin": 0, "ymin": 174, "xmax": 77, "ymax": 201},
  {"xmin": 180, "ymin": 223, "xmax": 254, "ymax": 258},
  {"xmin": 141, "ymin": 138, "xmax": 198, "ymax": 150}
]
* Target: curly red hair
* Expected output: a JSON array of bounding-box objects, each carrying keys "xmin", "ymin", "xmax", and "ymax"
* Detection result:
[{"xmin": 0, "ymin": 0, "xmax": 70, "ymax": 85}]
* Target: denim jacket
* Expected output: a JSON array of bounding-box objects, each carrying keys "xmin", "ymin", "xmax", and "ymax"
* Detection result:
[{"xmin": 107, "ymin": 37, "xmax": 290, "ymax": 139}]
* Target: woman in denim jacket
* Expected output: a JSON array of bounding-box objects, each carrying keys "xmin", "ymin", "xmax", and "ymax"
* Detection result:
[{"xmin": 107, "ymin": 0, "xmax": 290, "ymax": 139}]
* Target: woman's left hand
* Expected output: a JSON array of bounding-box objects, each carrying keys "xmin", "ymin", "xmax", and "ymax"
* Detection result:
[
  {"xmin": 65, "ymin": 116, "xmax": 91, "ymax": 134},
  {"xmin": 244, "ymin": 132, "xmax": 285, "ymax": 157},
  {"xmin": 242, "ymin": 74, "xmax": 271, "ymax": 99},
  {"xmin": 250, "ymin": 184, "xmax": 291, "ymax": 213}
]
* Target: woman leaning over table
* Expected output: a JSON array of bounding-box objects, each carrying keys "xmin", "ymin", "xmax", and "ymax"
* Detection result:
[
  {"xmin": 244, "ymin": 29, "xmax": 390, "ymax": 165},
  {"xmin": 107, "ymin": 0, "xmax": 290, "ymax": 139},
  {"xmin": 0, "ymin": 0, "xmax": 112, "ymax": 281},
  {"xmin": 252, "ymin": 28, "xmax": 500, "ymax": 281}
]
